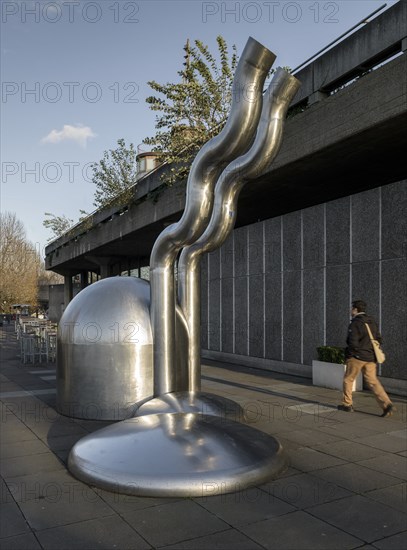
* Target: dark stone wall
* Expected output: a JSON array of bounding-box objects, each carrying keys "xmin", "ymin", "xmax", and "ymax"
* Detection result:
[
  {"xmin": 48, "ymin": 284, "xmax": 65, "ymax": 323},
  {"xmin": 221, "ymin": 234, "xmax": 234, "ymax": 354},
  {"xmin": 202, "ymin": 180, "xmax": 407, "ymax": 380},
  {"xmin": 208, "ymin": 249, "xmax": 220, "ymax": 351}
]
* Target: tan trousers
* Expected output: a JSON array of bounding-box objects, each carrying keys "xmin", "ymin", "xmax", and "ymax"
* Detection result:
[{"xmin": 343, "ymin": 357, "xmax": 391, "ymax": 409}]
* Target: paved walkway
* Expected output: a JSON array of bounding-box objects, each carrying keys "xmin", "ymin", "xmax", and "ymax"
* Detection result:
[{"xmin": 1, "ymin": 324, "xmax": 406, "ymax": 549}]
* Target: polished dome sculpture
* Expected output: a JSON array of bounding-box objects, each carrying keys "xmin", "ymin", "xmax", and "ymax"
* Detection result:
[
  {"xmin": 61, "ymin": 37, "xmax": 301, "ymax": 497},
  {"xmin": 57, "ymin": 276, "xmax": 188, "ymax": 420}
]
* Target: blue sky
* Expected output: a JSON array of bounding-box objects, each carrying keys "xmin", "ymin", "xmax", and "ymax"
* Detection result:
[{"xmin": 1, "ymin": 0, "xmax": 398, "ymax": 257}]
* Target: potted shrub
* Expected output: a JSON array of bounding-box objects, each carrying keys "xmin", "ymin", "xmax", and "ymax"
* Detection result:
[{"xmin": 312, "ymin": 346, "xmax": 362, "ymax": 391}]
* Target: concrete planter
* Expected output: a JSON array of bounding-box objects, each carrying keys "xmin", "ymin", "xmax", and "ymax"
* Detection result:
[{"xmin": 312, "ymin": 360, "xmax": 363, "ymax": 391}]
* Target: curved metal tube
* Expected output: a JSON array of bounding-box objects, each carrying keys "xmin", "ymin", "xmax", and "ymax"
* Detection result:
[
  {"xmin": 178, "ymin": 68, "xmax": 301, "ymax": 391},
  {"xmin": 150, "ymin": 38, "xmax": 276, "ymax": 396}
]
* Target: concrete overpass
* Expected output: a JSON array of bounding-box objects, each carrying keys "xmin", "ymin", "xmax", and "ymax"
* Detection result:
[{"xmin": 45, "ymin": 1, "xmax": 407, "ymax": 280}]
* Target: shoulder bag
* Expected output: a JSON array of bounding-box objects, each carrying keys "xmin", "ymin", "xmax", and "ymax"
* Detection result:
[{"xmin": 365, "ymin": 323, "xmax": 386, "ymax": 363}]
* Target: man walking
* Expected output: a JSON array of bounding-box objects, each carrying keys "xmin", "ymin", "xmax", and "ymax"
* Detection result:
[{"xmin": 338, "ymin": 300, "xmax": 394, "ymax": 417}]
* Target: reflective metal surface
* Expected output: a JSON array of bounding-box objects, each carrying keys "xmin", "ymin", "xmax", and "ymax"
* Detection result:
[
  {"xmin": 57, "ymin": 277, "xmax": 187, "ymax": 420},
  {"xmin": 67, "ymin": 40, "xmax": 299, "ymax": 497},
  {"xmin": 68, "ymin": 413, "xmax": 287, "ymax": 497},
  {"xmin": 150, "ymin": 38, "xmax": 276, "ymax": 396},
  {"xmin": 178, "ymin": 68, "xmax": 301, "ymax": 391},
  {"xmin": 135, "ymin": 391, "xmax": 246, "ymax": 422}
]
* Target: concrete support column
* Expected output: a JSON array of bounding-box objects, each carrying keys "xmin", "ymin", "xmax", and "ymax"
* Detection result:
[
  {"xmin": 98, "ymin": 259, "xmax": 112, "ymax": 279},
  {"xmin": 64, "ymin": 274, "xmax": 73, "ymax": 308},
  {"xmin": 80, "ymin": 271, "xmax": 89, "ymax": 290},
  {"xmin": 111, "ymin": 262, "xmax": 121, "ymax": 276},
  {"xmin": 84, "ymin": 256, "xmax": 122, "ymax": 279}
]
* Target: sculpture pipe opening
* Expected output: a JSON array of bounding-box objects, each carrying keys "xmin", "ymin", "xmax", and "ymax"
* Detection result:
[
  {"xmin": 178, "ymin": 68, "xmax": 301, "ymax": 391},
  {"xmin": 150, "ymin": 38, "xmax": 276, "ymax": 396}
]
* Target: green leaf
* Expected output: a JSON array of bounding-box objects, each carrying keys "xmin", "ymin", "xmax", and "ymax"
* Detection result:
[
  {"xmin": 143, "ymin": 35, "xmax": 238, "ymax": 187},
  {"xmin": 316, "ymin": 346, "xmax": 346, "ymax": 365}
]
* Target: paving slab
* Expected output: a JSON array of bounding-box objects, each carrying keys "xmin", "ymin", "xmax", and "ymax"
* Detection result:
[
  {"xmin": 372, "ymin": 531, "xmax": 407, "ymax": 549},
  {"xmin": 308, "ymin": 494, "xmax": 407, "ymax": 543},
  {"xmin": 0, "ymin": 382, "xmax": 25, "ymax": 392},
  {"xmin": 253, "ymin": 417, "xmax": 317, "ymax": 435},
  {"xmin": 1, "ymin": 475, "xmax": 12, "ymax": 503},
  {"xmin": 195, "ymin": 488, "xmax": 295, "ymax": 526},
  {"xmin": 364, "ymin": 482, "xmax": 407, "ymax": 513},
  {"xmin": 317, "ymin": 421, "xmax": 382, "ymax": 441},
  {"xmin": 0, "ymin": 501, "xmax": 31, "ymax": 538},
  {"xmin": 52, "ymin": 448, "xmax": 70, "ymax": 465},
  {"xmin": 357, "ymin": 454, "xmax": 407, "ymax": 481},
  {"xmin": 350, "ymin": 415, "xmax": 406, "ymax": 431},
  {"xmin": 259, "ymin": 472, "xmax": 352, "ymax": 509},
  {"xmin": 0, "ymin": 439, "xmax": 49, "ymax": 460},
  {"xmin": 311, "ymin": 462, "xmax": 402, "ymax": 493},
  {"xmin": 94, "ymin": 487, "xmax": 182, "ymax": 514},
  {"xmin": 313, "ymin": 440, "xmax": 388, "ymax": 462},
  {"xmin": 351, "ymin": 433, "xmax": 407, "ymax": 454},
  {"xmin": 3, "ymin": 468, "xmax": 89, "ymax": 503},
  {"xmin": 35, "ymin": 515, "xmax": 151, "ymax": 550},
  {"xmin": 1, "ymin": 396, "xmax": 56, "ymax": 422},
  {"xmin": 46, "ymin": 433, "xmax": 86, "ymax": 452},
  {"xmin": 288, "ymin": 446, "xmax": 347, "ymax": 472},
  {"xmin": 0, "ymin": 451, "xmax": 64, "ymax": 478},
  {"xmin": 386, "ymin": 429, "xmax": 407, "ymax": 440},
  {"xmin": 160, "ymin": 528, "xmax": 265, "ymax": 549},
  {"xmin": 279, "ymin": 466, "xmax": 302, "ymax": 478},
  {"xmin": 277, "ymin": 427, "xmax": 344, "ymax": 446},
  {"xmin": 18, "ymin": 490, "xmax": 115, "ymax": 531},
  {"xmin": 0, "ymin": 424, "xmax": 38, "ymax": 444},
  {"xmin": 121, "ymin": 500, "xmax": 229, "ymax": 547},
  {"xmin": 0, "ymin": 532, "xmax": 42, "ymax": 549},
  {"xmin": 1, "ymin": 325, "xmax": 406, "ymax": 549},
  {"xmin": 239, "ymin": 509, "xmax": 363, "ymax": 549},
  {"xmin": 24, "ymin": 418, "xmax": 89, "ymax": 441}
]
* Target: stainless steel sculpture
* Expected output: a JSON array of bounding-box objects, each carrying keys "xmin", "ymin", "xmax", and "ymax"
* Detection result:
[
  {"xmin": 57, "ymin": 278, "xmax": 153, "ymax": 420},
  {"xmin": 57, "ymin": 37, "xmax": 275, "ymax": 421},
  {"xmin": 135, "ymin": 66, "xmax": 300, "ymax": 419},
  {"xmin": 180, "ymin": 67, "xmax": 300, "ymax": 391},
  {"xmin": 150, "ymin": 37, "xmax": 276, "ymax": 397},
  {"xmin": 66, "ymin": 37, "xmax": 300, "ymax": 497},
  {"xmin": 68, "ymin": 414, "xmax": 285, "ymax": 497},
  {"xmin": 56, "ymin": 277, "xmax": 188, "ymax": 420}
]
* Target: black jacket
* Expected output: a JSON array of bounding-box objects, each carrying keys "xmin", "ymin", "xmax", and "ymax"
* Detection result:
[{"xmin": 346, "ymin": 313, "xmax": 382, "ymax": 362}]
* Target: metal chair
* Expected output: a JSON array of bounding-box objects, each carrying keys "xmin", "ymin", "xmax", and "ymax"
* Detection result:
[
  {"xmin": 20, "ymin": 334, "xmax": 40, "ymax": 364},
  {"xmin": 46, "ymin": 332, "xmax": 57, "ymax": 362}
]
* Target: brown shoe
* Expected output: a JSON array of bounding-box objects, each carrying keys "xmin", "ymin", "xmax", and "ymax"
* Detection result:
[
  {"xmin": 380, "ymin": 404, "xmax": 394, "ymax": 417},
  {"xmin": 337, "ymin": 404, "xmax": 353, "ymax": 412}
]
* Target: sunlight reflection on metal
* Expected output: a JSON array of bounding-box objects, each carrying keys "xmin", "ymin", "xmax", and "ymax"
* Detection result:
[
  {"xmin": 67, "ymin": 37, "xmax": 300, "ymax": 496},
  {"xmin": 68, "ymin": 413, "xmax": 287, "ymax": 497}
]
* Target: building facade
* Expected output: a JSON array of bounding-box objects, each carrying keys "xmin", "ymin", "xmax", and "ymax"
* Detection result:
[
  {"xmin": 201, "ymin": 181, "xmax": 406, "ymax": 389},
  {"xmin": 45, "ymin": 3, "xmax": 407, "ymax": 393}
]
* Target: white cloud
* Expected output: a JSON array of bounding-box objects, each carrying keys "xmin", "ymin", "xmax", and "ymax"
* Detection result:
[{"xmin": 41, "ymin": 124, "xmax": 96, "ymax": 148}]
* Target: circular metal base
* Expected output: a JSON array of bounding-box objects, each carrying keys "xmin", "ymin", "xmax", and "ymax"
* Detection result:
[
  {"xmin": 135, "ymin": 391, "xmax": 246, "ymax": 422},
  {"xmin": 68, "ymin": 413, "xmax": 287, "ymax": 497}
]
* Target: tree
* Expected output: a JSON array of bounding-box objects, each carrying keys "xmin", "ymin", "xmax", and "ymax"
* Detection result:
[
  {"xmin": 41, "ymin": 139, "xmax": 137, "ymax": 240},
  {"xmin": 0, "ymin": 212, "xmax": 42, "ymax": 312},
  {"xmin": 143, "ymin": 36, "xmax": 238, "ymax": 184},
  {"xmin": 43, "ymin": 213, "xmax": 74, "ymax": 241},
  {"xmin": 43, "ymin": 210, "xmax": 90, "ymax": 242},
  {"xmin": 91, "ymin": 138, "xmax": 138, "ymax": 209}
]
